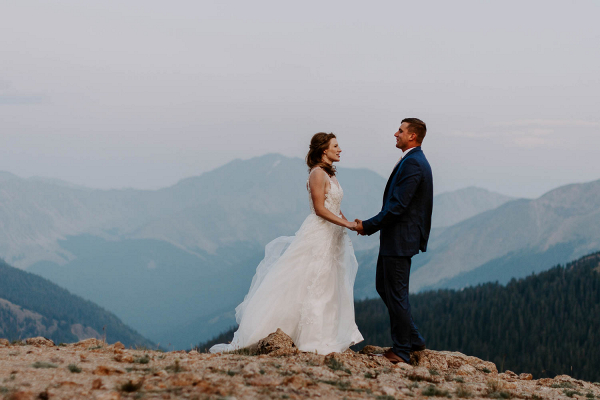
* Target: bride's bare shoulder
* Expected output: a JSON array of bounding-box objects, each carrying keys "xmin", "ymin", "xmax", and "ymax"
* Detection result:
[
  {"xmin": 309, "ymin": 167, "xmax": 327, "ymax": 179},
  {"xmin": 308, "ymin": 167, "xmax": 329, "ymax": 186}
]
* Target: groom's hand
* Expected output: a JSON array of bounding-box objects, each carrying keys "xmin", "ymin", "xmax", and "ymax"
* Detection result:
[{"xmin": 354, "ymin": 219, "xmax": 365, "ymax": 235}]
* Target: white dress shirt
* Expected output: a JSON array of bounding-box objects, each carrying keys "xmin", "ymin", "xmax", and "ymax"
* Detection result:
[{"xmin": 394, "ymin": 146, "xmax": 418, "ymax": 168}]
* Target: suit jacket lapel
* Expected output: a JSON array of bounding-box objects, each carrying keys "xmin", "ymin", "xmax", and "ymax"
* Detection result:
[
  {"xmin": 382, "ymin": 161, "xmax": 402, "ymax": 201},
  {"xmin": 382, "ymin": 147, "xmax": 422, "ymax": 205}
]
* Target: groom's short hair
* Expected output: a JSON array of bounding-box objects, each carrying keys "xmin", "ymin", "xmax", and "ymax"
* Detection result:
[{"xmin": 402, "ymin": 118, "xmax": 427, "ymax": 143}]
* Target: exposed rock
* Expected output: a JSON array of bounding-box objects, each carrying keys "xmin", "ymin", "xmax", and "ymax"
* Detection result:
[
  {"xmin": 93, "ymin": 365, "xmax": 125, "ymax": 375},
  {"xmin": 247, "ymin": 375, "xmax": 284, "ymax": 386},
  {"xmin": 284, "ymin": 374, "xmax": 311, "ymax": 390},
  {"xmin": 242, "ymin": 361, "xmax": 262, "ymax": 377},
  {"xmin": 520, "ymin": 373, "xmax": 533, "ymax": 380},
  {"xmin": 4, "ymin": 391, "xmax": 35, "ymax": 400},
  {"xmin": 407, "ymin": 366, "xmax": 443, "ymax": 383},
  {"xmin": 113, "ymin": 353, "xmax": 134, "ymax": 363},
  {"xmin": 499, "ymin": 370, "xmax": 519, "ymax": 381},
  {"xmin": 72, "ymin": 338, "xmax": 104, "ymax": 349},
  {"xmin": 381, "ymin": 385, "xmax": 398, "ymax": 397},
  {"xmin": 25, "ymin": 337, "xmax": 54, "ymax": 347},
  {"xmin": 55, "ymin": 381, "xmax": 82, "ymax": 388},
  {"xmin": 0, "ymin": 338, "xmax": 10, "ymax": 346},
  {"xmin": 537, "ymin": 378, "xmax": 555, "ymax": 386},
  {"xmin": 96, "ymin": 392, "xmax": 121, "ymax": 400},
  {"xmin": 108, "ymin": 341, "xmax": 125, "ymax": 351},
  {"xmin": 168, "ymin": 372, "xmax": 201, "ymax": 387},
  {"xmin": 456, "ymin": 364, "xmax": 477, "ymax": 376},
  {"xmin": 411, "ymin": 349, "xmax": 498, "ymax": 374},
  {"xmin": 1, "ymin": 338, "xmax": 599, "ymax": 400},
  {"xmin": 554, "ymin": 374, "xmax": 587, "ymax": 387},
  {"xmin": 256, "ymin": 328, "xmax": 297, "ymax": 356},
  {"xmin": 359, "ymin": 345, "xmax": 389, "ymax": 355},
  {"xmin": 91, "ymin": 378, "xmax": 104, "ymax": 389}
]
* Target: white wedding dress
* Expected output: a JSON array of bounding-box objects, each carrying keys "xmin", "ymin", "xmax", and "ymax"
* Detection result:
[{"xmin": 210, "ymin": 168, "xmax": 364, "ymax": 355}]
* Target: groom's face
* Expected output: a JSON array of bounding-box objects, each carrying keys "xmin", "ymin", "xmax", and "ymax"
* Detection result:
[{"xmin": 395, "ymin": 122, "xmax": 413, "ymax": 151}]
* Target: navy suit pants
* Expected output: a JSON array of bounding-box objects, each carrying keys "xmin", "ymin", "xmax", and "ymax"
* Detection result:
[{"xmin": 376, "ymin": 254, "xmax": 425, "ymax": 362}]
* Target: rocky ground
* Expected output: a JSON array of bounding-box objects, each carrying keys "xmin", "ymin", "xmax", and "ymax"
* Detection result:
[{"xmin": 1, "ymin": 332, "xmax": 599, "ymax": 400}]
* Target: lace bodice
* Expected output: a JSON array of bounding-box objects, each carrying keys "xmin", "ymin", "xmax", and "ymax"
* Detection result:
[{"xmin": 307, "ymin": 168, "xmax": 344, "ymax": 216}]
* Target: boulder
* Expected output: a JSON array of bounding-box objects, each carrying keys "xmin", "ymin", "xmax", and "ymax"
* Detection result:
[
  {"xmin": 108, "ymin": 341, "xmax": 125, "ymax": 351},
  {"xmin": 411, "ymin": 350, "xmax": 498, "ymax": 374},
  {"xmin": 256, "ymin": 328, "xmax": 297, "ymax": 356},
  {"xmin": 25, "ymin": 337, "xmax": 54, "ymax": 347},
  {"xmin": 0, "ymin": 338, "xmax": 10, "ymax": 347},
  {"xmin": 499, "ymin": 370, "xmax": 519, "ymax": 381}
]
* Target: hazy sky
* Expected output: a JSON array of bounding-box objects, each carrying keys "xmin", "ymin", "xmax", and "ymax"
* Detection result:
[{"xmin": 1, "ymin": 0, "xmax": 599, "ymax": 198}]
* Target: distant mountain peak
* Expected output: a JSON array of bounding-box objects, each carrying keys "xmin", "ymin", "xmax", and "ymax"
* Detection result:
[
  {"xmin": 432, "ymin": 186, "xmax": 514, "ymax": 228},
  {"xmin": 0, "ymin": 171, "xmax": 19, "ymax": 182}
]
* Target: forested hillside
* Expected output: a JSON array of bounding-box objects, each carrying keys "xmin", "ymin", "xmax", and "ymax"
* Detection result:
[
  {"xmin": 199, "ymin": 252, "xmax": 600, "ymax": 382},
  {"xmin": 0, "ymin": 259, "xmax": 153, "ymax": 347}
]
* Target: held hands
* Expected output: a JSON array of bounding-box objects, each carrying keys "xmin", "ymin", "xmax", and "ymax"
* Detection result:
[
  {"xmin": 354, "ymin": 219, "xmax": 365, "ymax": 235},
  {"xmin": 344, "ymin": 218, "xmax": 365, "ymax": 236}
]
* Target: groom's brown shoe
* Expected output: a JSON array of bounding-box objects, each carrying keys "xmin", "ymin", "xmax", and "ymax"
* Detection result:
[{"xmin": 383, "ymin": 349, "xmax": 409, "ymax": 364}]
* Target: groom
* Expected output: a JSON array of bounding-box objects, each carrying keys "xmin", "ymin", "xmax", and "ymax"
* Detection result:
[{"xmin": 355, "ymin": 118, "xmax": 433, "ymax": 364}]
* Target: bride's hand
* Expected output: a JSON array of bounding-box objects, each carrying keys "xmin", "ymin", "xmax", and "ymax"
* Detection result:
[{"xmin": 346, "ymin": 221, "xmax": 358, "ymax": 230}]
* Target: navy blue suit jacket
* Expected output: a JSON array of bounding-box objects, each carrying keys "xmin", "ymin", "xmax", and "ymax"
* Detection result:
[{"xmin": 362, "ymin": 147, "xmax": 433, "ymax": 257}]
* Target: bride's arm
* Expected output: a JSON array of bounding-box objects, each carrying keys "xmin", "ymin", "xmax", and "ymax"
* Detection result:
[{"xmin": 309, "ymin": 170, "xmax": 356, "ymax": 229}]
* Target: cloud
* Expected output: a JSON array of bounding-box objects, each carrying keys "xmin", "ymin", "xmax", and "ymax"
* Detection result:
[{"xmin": 495, "ymin": 119, "xmax": 600, "ymax": 128}]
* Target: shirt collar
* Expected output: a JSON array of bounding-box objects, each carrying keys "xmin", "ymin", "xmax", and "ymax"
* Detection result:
[{"xmin": 400, "ymin": 146, "xmax": 418, "ymax": 160}]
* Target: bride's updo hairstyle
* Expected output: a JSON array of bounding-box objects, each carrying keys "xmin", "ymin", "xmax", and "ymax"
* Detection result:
[{"xmin": 306, "ymin": 132, "xmax": 337, "ymax": 177}]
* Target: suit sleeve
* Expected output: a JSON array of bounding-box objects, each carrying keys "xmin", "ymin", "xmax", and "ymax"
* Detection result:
[{"xmin": 362, "ymin": 159, "xmax": 422, "ymax": 235}]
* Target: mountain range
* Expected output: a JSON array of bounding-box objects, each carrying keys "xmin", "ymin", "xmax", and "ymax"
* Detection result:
[
  {"xmin": 2, "ymin": 153, "xmax": 593, "ymax": 348},
  {"xmin": 409, "ymin": 178, "xmax": 600, "ymax": 291}
]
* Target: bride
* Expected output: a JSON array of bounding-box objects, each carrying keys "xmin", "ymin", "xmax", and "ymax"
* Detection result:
[{"xmin": 210, "ymin": 133, "xmax": 364, "ymax": 355}]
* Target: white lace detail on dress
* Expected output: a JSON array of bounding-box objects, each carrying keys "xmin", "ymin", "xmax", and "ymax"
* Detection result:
[
  {"xmin": 301, "ymin": 168, "xmax": 345, "ymax": 326},
  {"xmin": 307, "ymin": 167, "xmax": 343, "ymax": 216}
]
